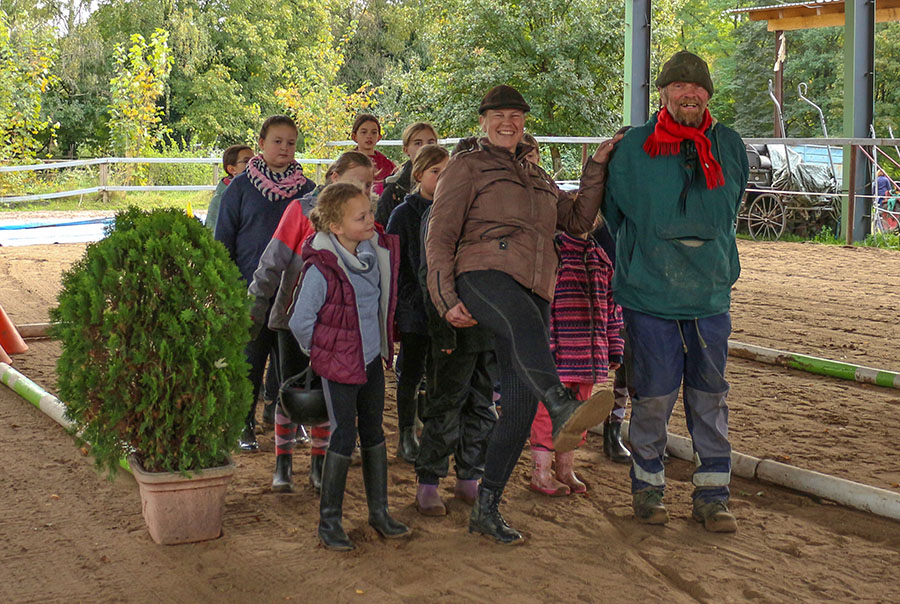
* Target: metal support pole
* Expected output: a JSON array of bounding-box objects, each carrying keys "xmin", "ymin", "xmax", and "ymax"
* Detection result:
[
  {"xmin": 623, "ymin": 0, "xmax": 651, "ymax": 126},
  {"xmin": 842, "ymin": 0, "xmax": 875, "ymax": 243},
  {"xmin": 773, "ymin": 31, "xmax": 785, "ymax": 138},
  {"xmin": 848, "ymin": 145, "xmax": 856, "ymax": 243}
]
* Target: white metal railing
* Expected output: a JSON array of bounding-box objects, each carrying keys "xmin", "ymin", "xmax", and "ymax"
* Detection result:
[
  {"xmin": 0, "ymin": 137, "xmax": 613, "ymax": 205},
  {"xmin": 325, "ymin": 136, "xmax": 611, "ymax": 147},
  {"xmin": 0, "ymin": 156, "xmax": 336, "ymax": 204},
  {"xmin": 3, "ymin": 135, "xmax": 898, "ymax": 206}
]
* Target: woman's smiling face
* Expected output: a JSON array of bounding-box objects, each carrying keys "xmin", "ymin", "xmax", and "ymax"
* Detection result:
[{"xmin": 479, "ymin": 108, "xmax": 525, "ymax": 153}]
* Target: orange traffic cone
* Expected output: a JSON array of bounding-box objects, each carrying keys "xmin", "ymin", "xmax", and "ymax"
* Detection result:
[
  {"xmin": 0, "ymin": 344, "xmax": 11, "ymax": 364},
  {"xmin": 0, "ymin": 305, "xmax": 28, "ymax": 355}
]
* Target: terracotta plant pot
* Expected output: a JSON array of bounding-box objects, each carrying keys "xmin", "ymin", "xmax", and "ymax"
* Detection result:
[{"xmin": 129, "ymin": 455, "xmax": 235, "ymax": 545}]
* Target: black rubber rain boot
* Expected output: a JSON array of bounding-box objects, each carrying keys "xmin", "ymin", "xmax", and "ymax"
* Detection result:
[
  {"xmin": 468, "ymin": 484, "xmax": 523, "ymax": 545},
  {"xmin": 317, "ymin": 451, "xmax": 354, "ymax": 551},
  {"xmin": 397, "ymin": 426, "xmax": 420, "ymax": 464},
  {"xmin": 309, "ymin": 453, "xmax": 324, "ymax": 493},
  {"xmin": 360, "ymin": 442, "xmax": 411, "ymax": 539},
  {"xmin": 238, "ymin": 418, "xmax": 259, "ymax": 451},
  {"xmin": 544, "ymin": 384, "xmax": 615, "ymax": 454},
  {"xmin": 271, "ymin": 454, "xmax": 293, "ymax": 492},
  {"xmin": 603, "ymin": 419, "xmax": 632, "ymax": 464}
]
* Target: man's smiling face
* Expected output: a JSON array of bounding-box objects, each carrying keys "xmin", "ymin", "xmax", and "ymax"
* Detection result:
[{"xmin": 661, "ymin": 81, "xmax": 710, "ymax": 128}]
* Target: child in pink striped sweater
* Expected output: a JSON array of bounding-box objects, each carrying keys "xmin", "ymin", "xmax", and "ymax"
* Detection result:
[{"xmin": 524, "ymin": 137, "xmax": 624, "ymax": 495}]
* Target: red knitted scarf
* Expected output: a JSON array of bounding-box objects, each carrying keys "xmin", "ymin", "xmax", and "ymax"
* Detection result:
[{"xmin": 642, "ymin": 107, "xmax": 724, "ymax": 190}]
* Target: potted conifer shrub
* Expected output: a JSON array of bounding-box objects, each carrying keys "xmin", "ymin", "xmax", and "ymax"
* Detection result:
[{"xmin": 51, "ymin": 206, "xmax": 252, "ymax": 545}]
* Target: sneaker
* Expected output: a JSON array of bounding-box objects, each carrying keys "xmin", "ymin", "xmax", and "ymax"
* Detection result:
[
  {"xmin": 632, "ymin": 488, "xmax": 668, "ymax": 525},
  {"xmin": 692, "ymin": 500, "xmax": 737, "ymax": 533}
]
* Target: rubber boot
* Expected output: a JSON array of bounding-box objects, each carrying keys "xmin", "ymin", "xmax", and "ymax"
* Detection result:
[
  {"xmin": 554, "ymin": 450, "xmax": 587, "ymax": 494},
  {"xmin": 238, "ymin": 418, "xmax": 259, "ymax": 452},
  {"xmin": 454, "ymin": 479, "xmax": 479, "ymax": 505},
  {"xmin": 360, "ymin": 442, "xmax": 411, "ymax": 539},
  {"xmin": 397, "ymin": 426, "xmax": 420, "ymax": 464},
  {"xmin": 528, "ymin": 450, "xmax": 570, "ymax": 496},
  {"xmin": 603, "ymin": 419, "xmax": 632, "ymax": 464},
  {"xmin": 271, "ymin": 453, "xmax": 293, "ymax": 493},
  {"xmin": 309, "ymin": 453, "xmax": 324, "ymax": 493},
  {"xmin": 544, "ymin": 384, "xmax": 615, "ymax": 454},
  {"xmin": 416, "ymin": 483, "xmax": 447, "ymax": 516},
  {"xmin": 469, "ymin": 484, "xmax": 524, "ymax": 545},
  {"xmin": 317, "ymin": 451, "xmax": 354, "ymax": 551}
]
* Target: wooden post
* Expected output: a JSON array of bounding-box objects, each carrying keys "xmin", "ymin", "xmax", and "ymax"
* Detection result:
[
  {"xmin": 213, "ymin": 164, "xmax": 220, "ymax": 186},
  {"xmin": 582, "ymin": 143, "xmax": 588, "ymax": 167},
  {"xmin": 99, "ymin": 162, "xmax": 109, "ymax": 205}
]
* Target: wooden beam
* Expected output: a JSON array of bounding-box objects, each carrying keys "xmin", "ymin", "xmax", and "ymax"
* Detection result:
[
  {"xmin": 766, "ymin": 14, "xmax": 844, "ymax": 32},
  {"xmin": 745, "ymin": 1, "xmax": 900, "ymax": 32}
]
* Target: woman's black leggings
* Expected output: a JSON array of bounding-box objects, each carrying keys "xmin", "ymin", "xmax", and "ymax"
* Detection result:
[{"xmin": 457, "ymin": 270, "xmax": 561, "ymax": 491}]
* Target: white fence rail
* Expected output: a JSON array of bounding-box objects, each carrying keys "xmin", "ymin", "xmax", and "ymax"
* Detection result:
[
  {"xmin": 0, "ymin": 157, "xmax": 336, "ymax": 205},
  {"xmin": 0, "ymin": 137, "xmax": 614, "ymax": 204},
  {"xmin": 7, "ymin": 135, "xmax": 895, "ymax": 206}
]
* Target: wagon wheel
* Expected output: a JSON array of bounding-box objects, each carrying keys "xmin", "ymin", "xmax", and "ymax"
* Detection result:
[{"xmin": 746, "ymin": 193, "xmax": 787, "ymax": 240}]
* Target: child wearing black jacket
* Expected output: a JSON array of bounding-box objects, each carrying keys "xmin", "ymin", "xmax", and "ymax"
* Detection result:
[{"xmin": 385, "ymin": 144, "xmax": 449, "ymax": 463}]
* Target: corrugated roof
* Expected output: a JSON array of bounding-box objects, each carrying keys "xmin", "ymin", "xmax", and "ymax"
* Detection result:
[{"xmin": 727, "ymin": 1, "xmax": 844, "ymax": 15}]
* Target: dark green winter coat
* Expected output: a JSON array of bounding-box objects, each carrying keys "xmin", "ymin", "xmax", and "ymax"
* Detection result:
[{"xmin": 603, "ymin": 113, "xmax": 749, "ymax": 320}]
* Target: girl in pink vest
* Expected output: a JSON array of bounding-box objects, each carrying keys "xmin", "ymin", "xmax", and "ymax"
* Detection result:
[{"xmin": 289, "ymin": 182, "xmax": 410, "ymax": 551}]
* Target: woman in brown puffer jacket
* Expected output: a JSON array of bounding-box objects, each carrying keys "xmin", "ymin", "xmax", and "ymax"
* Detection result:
[{"xmin": 425, "ymin": 85, "xmax": 622, "ymax": 544}]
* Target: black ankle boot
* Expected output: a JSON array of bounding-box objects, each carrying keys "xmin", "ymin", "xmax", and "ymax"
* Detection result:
[
  {"xmin": 360, "ymin": 442, "xmax": 410, "ymax": 539},
  {"xmin": 318, "ymin": 451, "xmax": 354, "ymax": 551},
  {"xmin": 272, "ymin": 454, "xmax": 293, "ymax": 492},
  {"xmin": 603, "ymin": 419, "xmax": 632, "ymax": 464},
  {"xmin": 309, "ymin": 453, "xmax": 324, "ymax": 493},
  {"xmin": 469, "ymin": 485, "xmax": 523, "ymax": 544},
  {"xmin": 397, "ymin": 426, "xmax": 420, "ymax": 464},
  {"xmin": 543, "ymin": 383, "xmax": 614, "ymax": 453}
]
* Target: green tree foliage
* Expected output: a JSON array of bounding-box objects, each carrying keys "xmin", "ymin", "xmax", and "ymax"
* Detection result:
[
  {"xmin": 6, "ymin": 0, "xmax": 900, "ymax": 158},
  {"xmin": 381, "ymin": 0, "xmax": 624, "ymax": 139},
  {"xmin": 276, "ymin": 20, "xmax": 381, "ymax": 156},
  {"xmin": 0, "ymin": 10, "xmax": 57, "ymax": 160},
  {"xmin": 874, "ymin": 23, "xmax": 900, "ymax": 137},
  {"xmin": 51, "ymin": 207, "xmax": 252, "ymax": 476},
  {"xmin": 108, "ymin": 29, "xmax": 172, "ymax": 158}
]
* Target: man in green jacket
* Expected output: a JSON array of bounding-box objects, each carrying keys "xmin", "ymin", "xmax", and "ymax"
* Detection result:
[{"xmin": 603, "ymin": 50, "xmax": 749, "ymax": 533}]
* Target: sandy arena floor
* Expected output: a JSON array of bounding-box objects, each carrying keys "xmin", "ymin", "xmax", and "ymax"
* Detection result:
[{"xmin": 0, "ymin": 234, "xmax": 898, "ymax": 603}]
